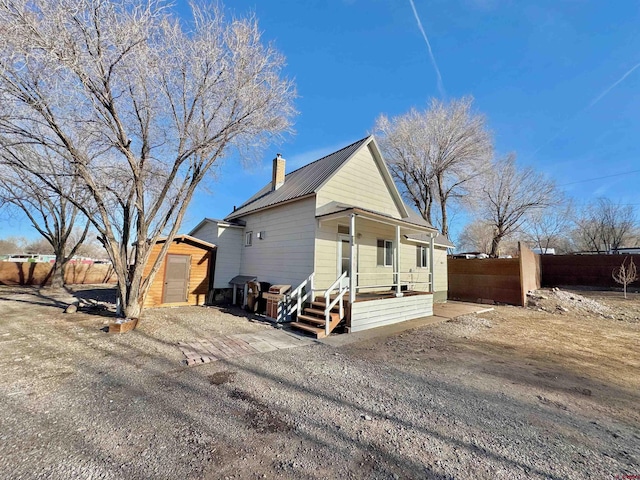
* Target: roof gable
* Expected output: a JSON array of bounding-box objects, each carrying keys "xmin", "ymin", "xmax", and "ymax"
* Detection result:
[
  {"xmin": 315, "ymin": 137, "xmax": 408, "ymax": 219},
  {"xmin": 225, "ymin": 137, "xmax": 370, "ymax": 220}
]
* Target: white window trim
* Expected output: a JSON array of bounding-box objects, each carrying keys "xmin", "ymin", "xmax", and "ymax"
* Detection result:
[
  {"xmin": 245, "ymin": 231, "xmax": 253, "ymax": 247},
  {"xmin": 417, "ymin": 245, "xmax": 428, "ymax": 268},
  {"xmin": 377, "ymin": 239, "xmax": 393, "ymax": 267}
]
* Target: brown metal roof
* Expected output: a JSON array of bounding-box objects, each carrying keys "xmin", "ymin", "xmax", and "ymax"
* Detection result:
[
  {"xmin": 155, "ymin": 234, "xmax": 216, "ymax": 250},
  {"xmin": 225, "ymin": 136, "xmax": 371, "ymax": 220}
]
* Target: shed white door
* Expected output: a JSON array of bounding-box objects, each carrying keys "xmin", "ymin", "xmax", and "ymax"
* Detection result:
[{"xmin": 163, "ymin": 254, "xmax": 190, "ymax": 303}]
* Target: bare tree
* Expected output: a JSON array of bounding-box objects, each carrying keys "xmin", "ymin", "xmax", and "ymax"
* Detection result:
[
  {"xmin": 573, "ymin": 198, "xmax": 636, "ymax": 253},
  {"xmin": 479, "ymin": 154, "xmax": 558, "ymax": 257},
  {"xmin": 0, "ymin": 1, "xmax": 295, "ymax": 317},
  {"xmin": 374, "ymin": 97, "xmax": 492, "ymax": 235},
  {"xmin": 0, "ymin": 155, "xmax": 90, "ymax": 288},
  {"xmin": 612, "ymin": 257, "xmax": 637, "ymax": 299},
  {"xmin": 0, "ymin": 236, "xmax": 26, "ymax": 254},
  {"xmin": 456, "ymin": 220, "xmax": 496, "ymax": 254},
  {"xmin": 524, "ymin": 200, "xmax": 574, "ymax": 254}
]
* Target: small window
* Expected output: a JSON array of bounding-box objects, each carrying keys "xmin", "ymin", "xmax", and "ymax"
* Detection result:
[
  {"xmin": 417, "ymin": 245, "xmax": 428, "ymax": 268},
  {"xmin": 337, "ymin": 224, "xmax": 350, "ymax": 235},
  {"xmin": 245, "ymin": 231, "xmax": 252, "ymax": 247},
  {"xmin": 377, "ymin": 239, "xmax": 393, "ymax": 267}
]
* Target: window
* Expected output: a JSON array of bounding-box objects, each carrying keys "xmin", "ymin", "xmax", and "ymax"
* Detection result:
[
  {"xmin": 377, "ymin": 239, "xmax": 393, "ymax": 266},
  {"xmin": 416, "ymin": 245, "xmax": 428, "ymax": 268},
  {"xmin": 337, "ymin": 224, "xmax": 350, "ymax": 235},
  {"xmin": 245, "ymin": 231, "xmax": 252, "ymax": 247}
]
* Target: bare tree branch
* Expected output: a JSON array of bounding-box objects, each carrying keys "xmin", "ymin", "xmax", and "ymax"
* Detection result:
[
  {"xmin": 0, "ymin": 0, "xmax": 296, "ymax": 316},
  {"xmin": 374, "ymin": 97, "xmax": 493, "ymax": 235},
  {"xmin": 479, "ymin": 153, "xmax": 559, "ymax": 257}
]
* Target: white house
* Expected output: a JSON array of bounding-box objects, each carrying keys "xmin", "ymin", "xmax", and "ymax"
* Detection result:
[{"xmin": 191, "ymin": 136, "xmax": 452, "ymax": 337}]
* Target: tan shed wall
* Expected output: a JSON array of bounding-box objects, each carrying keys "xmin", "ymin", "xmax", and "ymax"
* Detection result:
[
  {"xmin": 143, "ymin": 242, "xmax": 211, "ymax": 308},
  {"xmin": 316, "ymin": 145, "xmax": 403, "ymax": 217}
]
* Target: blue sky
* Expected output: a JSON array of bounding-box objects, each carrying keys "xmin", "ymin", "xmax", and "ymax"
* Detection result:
[
  {"xmin": 3, "ymin": 0, "xmax": 640, "ymax": 243},
  {"xmin": 185, "ymin": 0, "xmax": 640, "ymax": 241}
]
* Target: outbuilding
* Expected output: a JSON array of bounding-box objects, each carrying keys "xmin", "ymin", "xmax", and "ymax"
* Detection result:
[{"xmin": 142, "ymin": 235, "xmax": 216, "ymax": 308}]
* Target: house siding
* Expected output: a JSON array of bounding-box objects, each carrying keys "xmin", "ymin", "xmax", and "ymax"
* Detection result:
[
  {"xmin": 350, "ymin": 294, "xmax": 433, "ymax": 332},
  {"xmin": 239, "ymin": 196, "xmax": 316, "ymax": 288},
  {"xmin": 214, "ymin": 226, "xmax": 243, "ymax": 288},
  {"xmin": 316, "ymin": 144, "xmax": 403, "ymax": 217},
  {"xmin": 190, "ymin": 222, "xmax": 243, "ymax": 289},
  {"xmin": 433, "ymin": 246, "xmax": 448, "ymax": 302}
]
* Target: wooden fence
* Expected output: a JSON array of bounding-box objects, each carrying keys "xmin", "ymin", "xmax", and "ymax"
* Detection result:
[
  {"xmin": 0, "ymin": 262, "xmax": 117, "ymax": 286},
  {"xmin": 541, "ymin": 254, "xmax": 640, "ymax": 288},
  {"xmin": 448, "ymin": 243, "xmax": 541, "ymax": 306}
]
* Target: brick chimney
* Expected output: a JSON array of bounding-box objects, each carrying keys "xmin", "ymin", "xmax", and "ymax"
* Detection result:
[{"xmin": 271, "ymin": 153, "xmax": 285, "ymax": 191}]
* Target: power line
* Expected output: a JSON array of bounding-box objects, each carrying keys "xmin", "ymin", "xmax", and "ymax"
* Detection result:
[{"xmin": 558, "ymin": 168, "xmax": 640, "ymax": 186}]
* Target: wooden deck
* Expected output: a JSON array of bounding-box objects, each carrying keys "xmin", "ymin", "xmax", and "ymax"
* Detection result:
[{"xmin": 352, "ymin": 290, "xmax": 432, "ymax": 301}]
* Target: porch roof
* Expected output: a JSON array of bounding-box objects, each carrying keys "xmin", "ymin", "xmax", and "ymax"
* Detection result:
[{"xmin": 316, "ymin": 203, "xmax": 438, "ymax": 235}]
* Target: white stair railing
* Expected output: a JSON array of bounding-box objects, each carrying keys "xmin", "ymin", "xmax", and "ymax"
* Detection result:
[
  {"xmin": 286, "ymin": 273, "xmax": 314, "ymax": 321},
  {"xmin": 324, "ymin": 271, "xmax": 348, "ymax": 336}
]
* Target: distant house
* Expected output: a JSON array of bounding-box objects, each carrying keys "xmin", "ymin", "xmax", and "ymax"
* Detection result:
[
  {"xmin": 191, "ymin": 136, "xmax": 451, "ymax": 337},
  {"xmin": 531, "ymin": 247, "xmax": 555, "ymax": 255}
]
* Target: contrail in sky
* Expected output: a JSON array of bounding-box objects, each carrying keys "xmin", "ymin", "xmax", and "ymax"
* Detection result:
[
  {"xmin": 531, "ymin": 61, "xmax": 640, "ymax": 158},
  {"xmin": 408, "ymin": 0, "xmax": 446, "ymax": 98},
  {"xmin": 587, "ymin": 61, "xmax": 640, "ymax": 108}
]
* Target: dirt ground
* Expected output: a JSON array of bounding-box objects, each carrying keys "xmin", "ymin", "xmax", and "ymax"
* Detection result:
[{"xmin": 0, "ymin": 285, "xmax": 638, "ymax": 479}]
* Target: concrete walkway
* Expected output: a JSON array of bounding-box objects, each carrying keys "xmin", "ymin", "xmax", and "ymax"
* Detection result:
[
  {"xmin": 178, "ymin": 329, "xmax": 315, "ymax": 366},
  {"xmin": 320, "ymin": 301, "xmax": 492, "ymax": 347},
  {"xmin": 432, "ymin": 301, "xmax": 494, "ymax": 319}
]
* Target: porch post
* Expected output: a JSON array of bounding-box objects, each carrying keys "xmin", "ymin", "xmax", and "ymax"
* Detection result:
[
  {"xmin": 429, "ymin": 233, "xmax": 435, "ymax": 292},
  {"xmin": 349, "ymin": 213, "xmax": 356, "ymax": 303},
  {"xmin": 395, "ymin": 225, "xmax": 402, "ymax": 297}
]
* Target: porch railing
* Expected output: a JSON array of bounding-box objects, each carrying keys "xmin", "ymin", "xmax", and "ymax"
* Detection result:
[
  {"xmin": 353, "ymin": 271, "xmax": 432, "ymax": 294},
  {"xmin": 324, "ymin": 271, "xmax": 347, "ymax": 336}
]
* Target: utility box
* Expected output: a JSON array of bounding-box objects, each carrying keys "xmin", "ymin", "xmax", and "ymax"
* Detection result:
[{"xmin": 264, "ymin": 284, "xmax": 291, "ymax": 321}]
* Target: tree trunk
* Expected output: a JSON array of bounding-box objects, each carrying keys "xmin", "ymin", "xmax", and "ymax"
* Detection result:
[
  {"xmin": 116, "ymin": 266, "xmax": 148, "ymax": 319},
  {"xmin": 490, "ymin": 233, "xmax": 502, "ymax": 257},
  {"xmin": 437, "ymin": 174, "xmax": 448, "ymax": 236},
  {"xmin": 121, "ymin": 294, "xmax": 143, "ymax": 319},
  {"xmin": 48, "ymin": 254, "xmax": 66, "ymax": 289}
]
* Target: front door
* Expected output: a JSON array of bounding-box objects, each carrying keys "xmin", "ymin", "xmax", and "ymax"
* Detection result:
[
  {"xmin": 337, "ymin": 234, "xmax": 350, "ymax": 287},
  {"xmin": 163, "ymin": 254, "xmax": 190, "ymax": 303}
]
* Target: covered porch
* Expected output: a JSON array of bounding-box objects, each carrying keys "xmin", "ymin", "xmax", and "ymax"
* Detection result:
[{"xmin": 289, "ymin": 205, "xmax": 439, "ymax": 337}]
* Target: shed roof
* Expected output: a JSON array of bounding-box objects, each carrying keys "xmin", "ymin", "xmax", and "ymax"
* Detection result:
[
  {"xmin": 225, "ymin": 136, "xmax": 370, "ymax": 220},
  {"xmin": 155, "ymin": 234, "xmax": 216, "ymax": 250}
]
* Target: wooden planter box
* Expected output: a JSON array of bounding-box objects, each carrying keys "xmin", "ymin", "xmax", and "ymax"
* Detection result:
[{"xmin": 108, "ymin": 318, "xmax": 138, "ymax": 334}]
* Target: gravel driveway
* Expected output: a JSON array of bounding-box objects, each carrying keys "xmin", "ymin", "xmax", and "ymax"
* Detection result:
[{"xmin": 0, "ymin": 285, "xmax": 638, "ymax": 479}]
